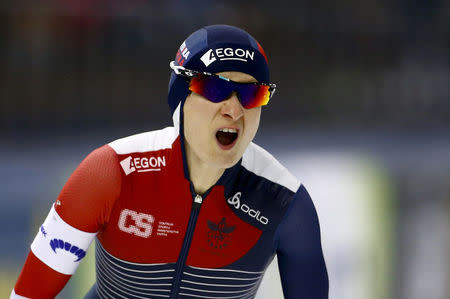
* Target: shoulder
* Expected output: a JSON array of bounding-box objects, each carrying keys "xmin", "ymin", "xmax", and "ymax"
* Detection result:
[
  {"xmin": 241, "ymin": 142, "xmax": 300, "ymax": 193},
  {"xmin": 108, "ymin": 127, "xmax": 179, "ymax": 155}
]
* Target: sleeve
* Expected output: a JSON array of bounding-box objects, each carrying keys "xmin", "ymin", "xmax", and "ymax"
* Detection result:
[
  {"xmin": 11, "ymin": 145, "xmax": 121, "ymax": 298},
  {"xmin": 274, "ymin": 184, "xmax": 329, "ymax": 299}
]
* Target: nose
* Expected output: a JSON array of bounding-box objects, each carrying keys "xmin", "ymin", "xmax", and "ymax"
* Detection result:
[{"xmin": 220, "ymin": 92, "xmax": 244, "ymax": 121}]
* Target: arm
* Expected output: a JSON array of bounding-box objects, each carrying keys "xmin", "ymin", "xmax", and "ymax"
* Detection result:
[
  {"xmin": 274, "ymin": 185, "xmax": 329, "ymax": 299},
  {"xmin": 12, "ymin": 145, "xmax": 121, "ymax": 298}
]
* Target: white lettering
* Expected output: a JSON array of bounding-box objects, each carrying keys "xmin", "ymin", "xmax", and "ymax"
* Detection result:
[
  {"xmin": 235, "ymin": 48, "xmax": 245, "ymax": 57},
  {"xmin": 256, "ymin": 214, "xmax": 269, "ymax": 225},
  {"xmin": 118, "ymin": 209, "xmax": 154, "ymax": 238},
  {"xmin": 216, "ymin": 48, "xmax": 224, "ymax": 58},
  {"xmin": 246, "ymin": 50, "xmax": 254, "ymax": 60},
  {"xmin": 182, "ymin": 47, "xmax": 190, "ymax": 60},
  {"xmin": 248, "ymin": 209, "xmax": 258, "ymax": 218},
  {"xmin": 156, "ymin": 221, "xmax": 179, "ymax": 237},
  {"xmin": 141, "ymin": 157, "xmax": 149, "ymax": 168},
  {"xmin": 118, "ymin": 209, "xmax": 136, "ymax": 234},
  {"xmin": 224, "ymin": 48, "xmax": 234, "ymax": 56},
  {"xmin": 227, "ymin": 192, "xmax": 269, "ymax": 225},
  {"xmin": 121, "ymin": 156, "xmax": 166, "ymax": 174},
  {"xmin": 134, "ymin": 214, "xmax": 153, "ymax": 238},
  {"xmin": 180, "ymin": 41, "xmax": 186, "ymax": 52},
  {"xmin": 158, "ymin": 156, "xmax": 166, "ymax": 167},
  {"xmin": 149, "ymin": 157, "xmax": 157, "ymax": 167},
  {"xmin": 134, "ymin": 158, "xmax": 141, "ymax": 169},
  {"xmin": 200, "ymin": 48, "xmax": 255, "ymax": 67}
]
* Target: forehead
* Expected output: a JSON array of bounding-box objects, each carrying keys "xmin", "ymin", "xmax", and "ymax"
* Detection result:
[{"xmin": 216, "ymin": 71, "xmax": 258, "ymax": 84}]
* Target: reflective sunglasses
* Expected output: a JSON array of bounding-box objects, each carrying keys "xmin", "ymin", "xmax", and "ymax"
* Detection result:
[{"xmin": 170, "ymin": 61, "xmax": 276, "ymax": 109}]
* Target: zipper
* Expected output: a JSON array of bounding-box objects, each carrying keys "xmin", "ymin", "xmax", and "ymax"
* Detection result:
[{"xmin": 169, "ymin": 191, "xmax": 204, "ymax": 298}]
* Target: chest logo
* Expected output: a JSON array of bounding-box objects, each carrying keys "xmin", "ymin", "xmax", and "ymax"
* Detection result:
[
  {"xmin": 207, "ymin": 218, "xmax": 235, "ymax": 249},
  {"xmin": 120, "ymin": 156, "xmax": 166, "ymax": 175},
  {"xmin": 227, "ymin": 192, "xmax": 269, "ymax": 225},
  {"xmin": 118, "ymin": 209, "xmax": 154, "ymax": 238}
]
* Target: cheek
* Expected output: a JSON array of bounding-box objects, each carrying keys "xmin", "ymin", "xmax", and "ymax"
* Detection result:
[
  {"xmin": 184, "ymin": 109, "xmax": 202, "ymax": 144},
  {"xmin": 183, "ymin": 96, "xmax": 214, "ymax": 142},
  {"xmin": 183, "ymin": 101, "xmax": 197, "ymax": 142},
  {"xmin": 245, "ymin": 109, "xmax": 261, "ymax": 137}
]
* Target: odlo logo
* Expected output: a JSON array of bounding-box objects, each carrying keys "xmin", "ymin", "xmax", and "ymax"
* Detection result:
[
  {"xmin": 227, "ymin": 192, "xmax": 269, "ymax": 225},
  {"xmin": 207, "ymin": 218, "xmax": 235, "ymax": 249},
  {"xmin": 200, "ymin": 48, "xmax": 255, "ymax": 67}
]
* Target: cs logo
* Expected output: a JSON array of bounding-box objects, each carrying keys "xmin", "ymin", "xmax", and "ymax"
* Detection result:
[{"xmin": 118, "ymin": 209, "xmax": 154, "ymax": 238}]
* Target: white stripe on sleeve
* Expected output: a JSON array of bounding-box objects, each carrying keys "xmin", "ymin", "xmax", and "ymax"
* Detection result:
[{"xmin": 30, "ymin": 205, "xmax": 97, "ymax": 275}]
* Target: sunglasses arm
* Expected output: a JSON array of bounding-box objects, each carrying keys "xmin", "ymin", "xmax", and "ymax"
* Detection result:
[{"xmin": 170, "ymin": 61, "xmax": 204, "ymax": 78}]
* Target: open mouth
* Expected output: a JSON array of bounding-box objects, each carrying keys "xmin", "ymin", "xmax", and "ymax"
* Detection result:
[{"xmin": 216, "ymin": 128, "xmax": 239, "ymax": 147}]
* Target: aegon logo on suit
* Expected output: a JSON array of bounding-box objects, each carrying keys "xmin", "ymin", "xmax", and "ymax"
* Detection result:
[{"xmin": 120, "ymin": 156, "xmax": 166, "ymax": 175}]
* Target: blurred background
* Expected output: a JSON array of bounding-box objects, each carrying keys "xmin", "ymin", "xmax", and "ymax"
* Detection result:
[{"xmin": 0, "ymin": 0, "xmax": 449, "ymax": 298}]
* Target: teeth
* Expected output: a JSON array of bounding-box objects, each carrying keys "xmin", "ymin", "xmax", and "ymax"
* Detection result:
[{"xmin": 219, "ymin": 128, "xmax": 237, "ymax": 133}]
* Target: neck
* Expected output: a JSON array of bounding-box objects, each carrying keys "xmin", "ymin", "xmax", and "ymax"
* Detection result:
[{"xmin": 185, "ymin": 145, "xmax": 225, "ymax": 196}]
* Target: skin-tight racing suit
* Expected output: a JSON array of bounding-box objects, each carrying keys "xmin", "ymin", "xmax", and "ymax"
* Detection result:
[{"xmin": 12, "ymin": 109, "xmax": 329, "ymax": 299}]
